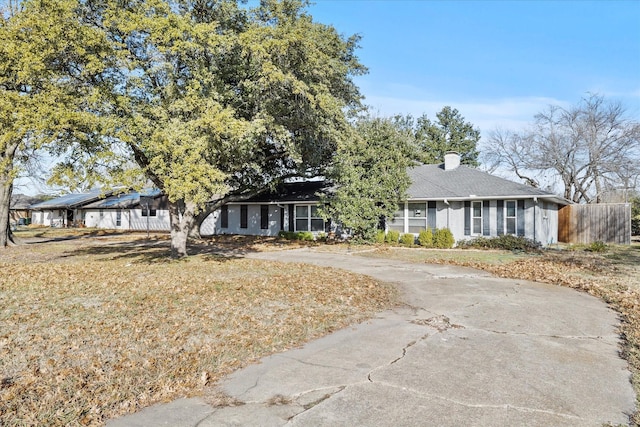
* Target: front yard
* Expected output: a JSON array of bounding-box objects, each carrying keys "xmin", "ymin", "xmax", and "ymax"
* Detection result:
[
  {"xmin": 2, "ymin": 229, "xmax": 639, "ymax": 425},
  {"xmin": 0, "ymin": 231, "xmax": 396, "ymax": 426}
]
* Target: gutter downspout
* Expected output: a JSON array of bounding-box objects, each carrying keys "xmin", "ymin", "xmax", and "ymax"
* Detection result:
[
  {"xmin": 444, "ymin": 199, "xmax": 450, "ymax": 229},
  {"xmin": 533, "ymin": 197, "xmax": 538, "ymax": 244}
]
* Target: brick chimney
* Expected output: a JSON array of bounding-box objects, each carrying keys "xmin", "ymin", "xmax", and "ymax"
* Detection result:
[{"xmin": 444, "ymin": 151, "xmax": 461, "ymax": 170}]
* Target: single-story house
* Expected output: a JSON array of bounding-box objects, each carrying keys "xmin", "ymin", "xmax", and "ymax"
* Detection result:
[
  {"xmin": 9, "ymin": 194, "xmax": 43, "ymax": 225},
  {"xmin": 202, "ymin": 152, "xmax": 569, "ymax": 245},
  {"xmin": 30, "ymin": 189, "xmax": 171, "ymax": 231},
  {"xmin": 387, "ymin": 152, "xmax": 570, "ymax": 245}
]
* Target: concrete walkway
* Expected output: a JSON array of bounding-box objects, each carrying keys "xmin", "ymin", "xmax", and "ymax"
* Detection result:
[{"xmin": 108, "ymin": 248, "xmax": 635, "ymax": 426}]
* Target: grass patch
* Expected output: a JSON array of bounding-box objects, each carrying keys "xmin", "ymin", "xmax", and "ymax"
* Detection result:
[
  {"xmin": 0, "ymin": 234, "xmax": 396, "ymax": 426},
  {"xmin": 361, "ymin": 244, "xmax": 640, "ymax": 425}
]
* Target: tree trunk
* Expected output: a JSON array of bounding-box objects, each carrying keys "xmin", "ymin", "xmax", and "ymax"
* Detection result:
[
  {"xmin": 1, "ymin": 141, "xmax": 18, "ymax": 249},
  {"xmin": 0, "ymin": 179, "xmax": 14, "ymax": 248},
  {"xmin": 169, "ymin": 199, "xmax": 197, "ymax": 258}
]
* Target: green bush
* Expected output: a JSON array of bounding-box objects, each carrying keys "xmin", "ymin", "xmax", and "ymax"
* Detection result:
[
  {"xmin": 418, "ymin": 229, "xmax": 433, "ymax": 247},
  {"xmin": 385, "ymin": 230, "xmax": 400, "ymax": 244},
  {"xmin": 278, "ymin": 230, "xmax": 314, "ymax": 241},
  {"xmin": 375, "ymin": 230, "xmax": 386, "ymax": 244},
  {"xmin": 433, "ymin": 228, "xmax": 454, "ymax": 248},
  {"xmin": 457, "ymin": 235, "xmax": 541, "ymax": 252},
  {"xmin": 278, "ymin": 230, "xmax": 296, "ymax": 240},
  {"xmin": 296, "ymin": 231, "xmax": 314, "ymax": 241},
  {"xmin": 400, "ymin": 233, "xmax": 415, "ymax": 246}
]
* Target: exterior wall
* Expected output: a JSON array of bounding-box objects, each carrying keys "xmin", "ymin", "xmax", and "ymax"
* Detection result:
[
  {"xmin": 83, "ymin": 208, "xmax": 170, "ymax": 231},
  {"xmin": 32, "ymin": 210, "xmax": 65, "ymax": 227},
  {"xmin": 201, "ymin": 204, "xmax": 284, "ymax": 237},
  {"xmin": 200, "ymin": 202, "xmax": 328, "ymax": 237},
  {"xmin": 389, "ymin": 199, "xmax": 560, "ymax": 246}
]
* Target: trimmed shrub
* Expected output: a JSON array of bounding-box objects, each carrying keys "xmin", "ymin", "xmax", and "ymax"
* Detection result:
[
  {"xmin": 296, "ymin": 231, "xmax": 314, "ymax": 241},
  {"xmin": 385, "ymin": 230, "xmax": 400, "ymax": 244},
  {"xmin": 277, "ymin": 230, "xmax": 314, "ymax": 241},
  {"xmin": 457, "ymin": 235, "xmax": 541, "ymax": 252},
  {"xmin": 418, "ymin": 229, "xmax": 433, "ymax": 247},
  {"xmin": 375, "ymin": 230, "xmax": 386, "ymax": 244},
  {"xmin": 433, "ymin": 228, "xmax": 455, "ymax": 249},
  {"xmin": 278, "ymin": 231, "xmax": 296, "ymax": 240},
  {"xmin": 400, "ymin": 233, "xmax": 415, "ymax": 246}
]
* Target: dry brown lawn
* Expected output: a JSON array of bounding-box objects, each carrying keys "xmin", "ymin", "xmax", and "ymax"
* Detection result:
[{"xmin": 0, "ymin": 231, "xmax": 396, "ymax": 426}]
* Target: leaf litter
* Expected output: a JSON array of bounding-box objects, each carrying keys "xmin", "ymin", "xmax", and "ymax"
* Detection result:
[{"xmin": 0, "ymin": 233, "xmax": 396, "ymax": 426}]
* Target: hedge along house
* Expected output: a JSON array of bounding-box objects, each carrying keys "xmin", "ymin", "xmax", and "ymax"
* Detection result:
[
  {"xmin": 388, "ymin": 152, "xmax": 570, "ymax": 245},
  {"xmin": 80, "ymin": 189, "xmax": 170, "ymax": 231},
  {"xmin": 200, "ymin": 181, "xmax": 330, "ymax": 237}
]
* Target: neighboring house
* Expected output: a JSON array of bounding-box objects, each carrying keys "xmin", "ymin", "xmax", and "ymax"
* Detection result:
[
  {"xmin": 387, "ymin": 152, "xmax": 569, "ymax": 245},
  {"xmin": 81, "ymin": 189, "xmax": 170, "ymax": 231},
  {"xmin": 9, "ymin": 194, "xmax": 44, "ymax": 225},
  {"xmin": 200, "ymin": 181, "xmax": 330, "ymax": 237},
  {"xmin": 30, "ymin": 189, "xmax": 171, "ymax": 231},
  {"xmin": 30, "ymin": 189, "xmax": 110, "ymax": 227},
  {"xmin": 202, "ymin": 152, "xmax": 569, "ymax": 245}
]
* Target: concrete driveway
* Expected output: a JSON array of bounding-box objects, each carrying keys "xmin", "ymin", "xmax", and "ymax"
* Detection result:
[{"xmin": 108, "ymin": 248, "xmax": 635, "ymax": 426}]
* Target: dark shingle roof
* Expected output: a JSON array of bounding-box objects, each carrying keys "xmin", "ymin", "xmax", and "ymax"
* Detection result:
[
  {"xmin": 82, "ymin": 189, "xmax": 162, "ymax": 209},
  {"xmin": 243, "ymin": 181, "xmax": 329, "ymax": 203},
  {"xmin": 407, "ymin": 164, "xmax": 569, "ymax": 204},
  {"xmin": 10, "ymin": 194, "xmax": 44, "ymax": 210},
  {"xmin": 29, "ymin": 189, "xmax": 109, "ymax": 210}
]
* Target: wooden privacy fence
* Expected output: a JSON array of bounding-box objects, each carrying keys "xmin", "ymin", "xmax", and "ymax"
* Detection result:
[{"xmin": 559, "ymin": 203, "xmax": 631, "ymax": 245}]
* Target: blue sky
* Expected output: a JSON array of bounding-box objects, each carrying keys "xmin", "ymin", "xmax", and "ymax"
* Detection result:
[
  {"xmin": 13, "ymin": 0, "xmax": 640, "ymax": 195},
  {"xmin": 307, "ymin": 0, "xmax": 640, "ymax": 133}
]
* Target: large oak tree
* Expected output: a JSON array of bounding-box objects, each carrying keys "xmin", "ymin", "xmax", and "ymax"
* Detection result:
[{"xmin": 44, "ymin": 0, "xmax": 365, "ymax": 257}]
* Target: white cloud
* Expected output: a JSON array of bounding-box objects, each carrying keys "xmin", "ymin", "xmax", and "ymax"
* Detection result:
[{"xmin": 361, "ymin": 94, "xmax": 569, "ymax": 135}]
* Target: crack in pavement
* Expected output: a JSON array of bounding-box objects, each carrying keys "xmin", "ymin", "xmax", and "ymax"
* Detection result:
[
  {"xmin": 275, "ymin": 354, "xmax": 354, "ymax": 372},
  {"xmin": 367, "ymin": 333, "xmax": 430, "ymax": 383},
  {"xmin": 370, "ymin": 380, "xmax": 585, "ymax": 421},
  {"xmin": 284, "ymin": 386, "xmax": 348, "ymax": 425},
  {"xmin": 469, "ymin": 327, "xmax": 609, "ymax": 342}
]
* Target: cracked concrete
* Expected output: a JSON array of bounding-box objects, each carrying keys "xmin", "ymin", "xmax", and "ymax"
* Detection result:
[{"xmin": 107, "ymin": 248, "xmax": 635, "ymax": 427}]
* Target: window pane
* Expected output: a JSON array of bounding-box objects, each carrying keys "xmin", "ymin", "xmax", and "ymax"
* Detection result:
[
  {"xmin": 310, "ymin": 205, "xmax": 320, "ymax": 217},
  {"xmin": 388, "ymin": 217, "xmax": 404, "ymax": 232},
  {"xmin": 473, "ymin": 202, "xmax": 482, "ymax": 217},
  {"xmin": 507, "ymin": 218, "xmax": 516, "ymax": 234},
  {"xmin": 296, "ymin": 219, "xmax": 308, "ymax": 231},
  {"xmin": 311, "ymin": 219, "xmax": 324, "ymax": 231},
  {"xmin": 408, "ymin": 218, "xmax": 426, "ymax": 233},
  {"xmin": 296, "ymin": 205, "xmax": 308, "ymax": 217},
  {"xmin": 473, "ymin": 218, "xmax": 482, "ymax": 234},
  {"xmin": 506, "ymin": 201, "xmax": 516, "ymax": 217},
  {"xmin": 408, "ymin": 203, "xmax": 425, "ymax": 218}
]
